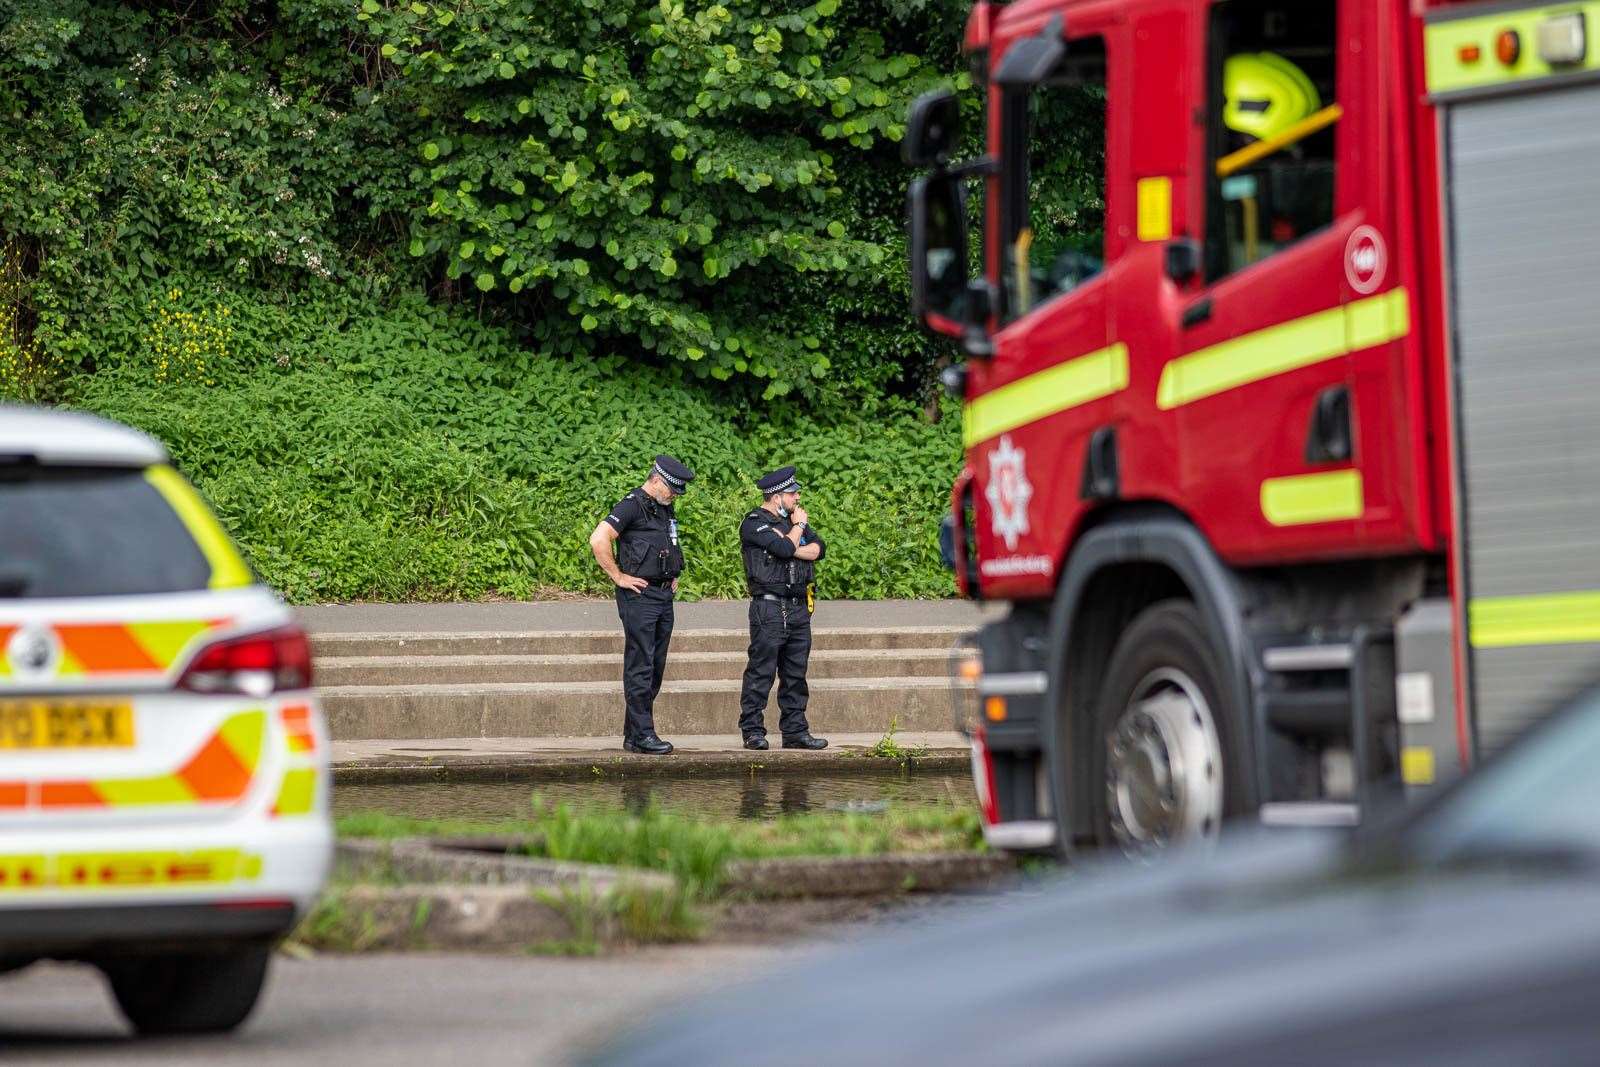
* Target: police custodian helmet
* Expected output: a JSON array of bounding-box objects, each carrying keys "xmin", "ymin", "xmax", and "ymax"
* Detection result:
[
  {"xmin": 757, "ymin": 466, "xmax": 801, "ymax": 495},
  {"xmin": 652, "ymin": 454, "xmax": 695, "ymax": 493}
]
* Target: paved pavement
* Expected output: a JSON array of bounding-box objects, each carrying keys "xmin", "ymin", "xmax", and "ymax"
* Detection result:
[
  {"xmin": 296, "ymin": 598, "xmax": 997, "ymax": 634},
  {"xmin": 0, "ymin": 946, "xmax": 801, "ymax": 1065}
]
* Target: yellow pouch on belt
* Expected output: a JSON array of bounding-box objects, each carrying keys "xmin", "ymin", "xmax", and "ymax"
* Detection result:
[{"xmin": 806, "ymin": 583, "xmax": 815, "ymax": 614}]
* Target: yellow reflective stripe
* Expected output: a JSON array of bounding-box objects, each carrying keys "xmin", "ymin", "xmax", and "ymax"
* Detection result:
[
  {"xmin": 963, "ymin": 343, "xmax": 1129, "ymax": 446},
  {"xmin": 1136, "ymin": 177, "xmax": 1172, "ymax": 241},
  {"xmin": 219, "ymin": 710, "xmax": 266, "ymax": 772},
  {"xmin": 143, "ymin": 465, "xmax": 252, "ymax": 590},
  {"xmin": 1401, "ymin": 746, "xmax": 1436, "ymax": 786},
  {"xmin": 1425, "ymin": 4, "xmax": 1600, "ymax": 96},
  {"xmin": 93, "ymin": 775, "xmax": 197, "ymax": 806},
  {"xmin": 1157, "ymin": 288, "xmax": 1409, "ymax": 410},
  {"xmin": 125, "ymin": 620, "xmax": 214, "ymax": 669},
  {"xmin": 1260, "ymin": 469, "xmax": 1363, "ymax": 526},
  {"xmin": 273, "ymin": 768, "xmax": 317, "ymax": 816},
  {"xmin": 1469, "ymin": 590, "xmax": 1600, "ymax": 648}
]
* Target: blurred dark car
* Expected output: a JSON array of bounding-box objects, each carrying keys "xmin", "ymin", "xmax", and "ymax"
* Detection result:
[{"xmin": 590, "ymin": 684, "xmax": 1600, "ymax": 1066}]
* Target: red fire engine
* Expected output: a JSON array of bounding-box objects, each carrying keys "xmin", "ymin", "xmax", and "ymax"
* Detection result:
[{"xmin": 907, "ymin": 0, "xmax": 1600, "ymax": 853}]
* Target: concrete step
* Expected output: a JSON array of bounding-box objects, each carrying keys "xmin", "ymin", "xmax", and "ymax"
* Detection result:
[
  {"xmin": 320, "ymin": 676, "xmax": 961, "ymax": 740},
  {"xmin": 316, "ymin": 648, "xmax": 956, "ymax": 687},
  {"xmin": 311, "ymin": 626, "xmax": 970, "ymax": 659}
]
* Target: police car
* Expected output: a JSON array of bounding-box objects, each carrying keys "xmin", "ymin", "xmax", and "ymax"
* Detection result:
[{"xmin": 0, "ymin": 406, "xmax": 331, "ymax": 1034}]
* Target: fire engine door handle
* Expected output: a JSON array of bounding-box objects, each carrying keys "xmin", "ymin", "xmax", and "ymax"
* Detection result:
[{"xmin": 1181, "ymin": 297, "xmax": 1213, "ymax": 328}]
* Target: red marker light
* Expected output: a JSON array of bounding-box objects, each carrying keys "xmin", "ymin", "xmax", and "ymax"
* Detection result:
[
  {"xmin": 1459, "ymin": 43, "xmax": 1482, "ymax": 64},
  {"xmin": 1497, "ymin": 29, "xmax": 1521, "ymax": 66}
]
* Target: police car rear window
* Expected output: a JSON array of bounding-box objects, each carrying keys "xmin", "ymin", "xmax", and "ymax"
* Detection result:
[{"xmin": 0, "ymin": 467, "xmax": 213, "ymax": 597}]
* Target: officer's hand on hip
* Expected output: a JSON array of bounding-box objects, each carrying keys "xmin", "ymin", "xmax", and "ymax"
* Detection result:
[
  {"xmin": 672, "ymin": 578, "xmax": 679, "ymax": 594},
  {"xmin": 616, "ymin": 573, "xmax": 649, "ymax": 593}
]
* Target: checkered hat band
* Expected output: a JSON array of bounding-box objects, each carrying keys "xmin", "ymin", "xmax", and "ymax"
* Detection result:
[
  {"xmin": 653, "ymin": 463, "xmax": 686, "ymax": 489},
  {"xmin": 769, "ymin": 477, "xmax": 800, "ymax": 494}
]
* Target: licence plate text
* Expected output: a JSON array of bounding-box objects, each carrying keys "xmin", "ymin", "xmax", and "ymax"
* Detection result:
[{"xmin": 0, "ymin": 702, "xmax": 135, "ymax": 749}]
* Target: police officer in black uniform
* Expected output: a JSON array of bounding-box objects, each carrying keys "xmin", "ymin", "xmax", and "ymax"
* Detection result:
[
  {"xmin": 589, "ymin": 455, "xmax": 694, "ymax": 755},
  {"xmin": 737, "ymin": 466, "xmax": 828, "ymax": 751}
]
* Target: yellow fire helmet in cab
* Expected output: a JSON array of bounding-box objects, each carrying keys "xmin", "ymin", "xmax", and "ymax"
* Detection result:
[{"xmin": 1223, "ymin": 52, "xmax": 1321, "ymax": 142}]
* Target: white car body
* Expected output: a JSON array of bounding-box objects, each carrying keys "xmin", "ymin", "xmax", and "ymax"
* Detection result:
[{"xmin": 0, "ymin": 406, "xmax": 331, "ymax": 961}]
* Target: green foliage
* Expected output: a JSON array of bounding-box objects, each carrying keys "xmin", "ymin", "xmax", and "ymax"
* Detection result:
[
  {"xmin": 353, "ymin": 0, "xmax": 958, "ymax": 399},
  {"xmin": 66, "ymin": 285, "xmax": 960, "ymax": 602},
  {"xmin": 339, "ymin": 796, "xmax": 984, "ymax": 898},
  {"xmin": 864, "ymin": 716, "xmax": 931, "ymax": 761},
  {"xmin": 0, "ymin": 0, "xmax": 1084, "ymax": 600}
]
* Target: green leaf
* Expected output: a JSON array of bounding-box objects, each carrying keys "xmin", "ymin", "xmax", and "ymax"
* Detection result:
[
  {"xmin": 409, "ymin": 237, "xmax": 425, "ymax": 257},
  {"xmin": 815, "ymin": 0, "xmax": 838, "ymax": 13},
  {"xmin": 659, "ymin": 255, "xmax": 677, "ymax": 277},
  {"xmin": 459, "ymin": 241, "xmax": 475, "ymax": 260},
  {"xmin": 475, "ymin": 272, "xmax": 496, "ymax": 291},
  {"xmin": 581, "ymin": 314, "xmax": 598, "ymax": 330},
  {"xmin": 361, "ymin": 0, "xmax": 379, "ymax": 11},
  {"xmin": 381, "ymin": 43, "xmax": 397, "ymax": 58},
  {"xmin": 826, "ymin": 221, "xmax": 845, "ymax": 238},
  {"xmin": 421, "ymin": 142, "xmax": 439, "ymax": 160},
  {"xmin": 498, "ymin": 61, "xmax": 515, "ymax": 79}
]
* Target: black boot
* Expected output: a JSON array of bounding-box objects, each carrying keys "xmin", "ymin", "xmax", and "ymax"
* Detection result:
[
  {"xmin": 743, "ymin": 734, "xmax": 769, "ymax": 751},
  {"xmin": 782, "ymin": 732, "xmax": 828, "ymax": 750},
  {"xmin": 624, "ymin": 734, "xmax": 674, "ymax": 755}
]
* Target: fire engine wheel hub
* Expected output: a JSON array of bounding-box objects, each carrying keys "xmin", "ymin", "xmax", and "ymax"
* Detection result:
[{"xmin": 1106, "ymin": 667, "xmax": 1224, "ymax": 854}]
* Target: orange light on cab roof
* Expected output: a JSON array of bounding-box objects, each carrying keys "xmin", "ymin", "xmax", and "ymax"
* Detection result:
[{"xmin": 1497, "ymin": 29, "xmax": 1522, "ymax": 66}]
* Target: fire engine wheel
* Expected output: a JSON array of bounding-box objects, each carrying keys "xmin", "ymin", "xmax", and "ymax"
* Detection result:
[{"xmin": 1092, "ymin": 600, "xmax": 1238, "ymax": 856}]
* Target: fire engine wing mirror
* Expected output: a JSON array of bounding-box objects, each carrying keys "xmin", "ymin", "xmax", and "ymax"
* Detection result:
[
  {"xmin": 994, "ymin": 13, "xmax": 1065, "ymax": 87},
  {"xmin": 909, "ymin": 172, "xmax": 985, "ymax": 343},
  {"xmin": 904, "ymin": 90, "xmax": 961, "ymax": 167}
]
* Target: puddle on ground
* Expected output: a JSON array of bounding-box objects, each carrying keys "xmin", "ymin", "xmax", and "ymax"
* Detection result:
[{"xmin": 335, "ymin": 771, "xmax": 976, "ymax": 823}]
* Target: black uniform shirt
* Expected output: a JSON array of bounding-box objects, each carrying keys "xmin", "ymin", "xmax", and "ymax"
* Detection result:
[
  {"xmin": 740, "ymin": 508, "xmax": 825, "ymax": 598},
  {"xmin": 605, "ymin": 489, "xmax": 683, "ymax": 580}
]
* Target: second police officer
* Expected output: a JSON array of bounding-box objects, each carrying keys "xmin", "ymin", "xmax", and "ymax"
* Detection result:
[
  {"xmin": 588, "ymin": 454, "xmax": 694, "ymax": 755},
  {"xmin": 737, "ymin": 466, "xmax": 828, "ymax": 751}
]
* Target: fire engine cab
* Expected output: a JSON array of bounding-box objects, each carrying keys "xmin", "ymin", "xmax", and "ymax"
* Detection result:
[{"xmin": 907, "ymin": 0, "xmax": 1600, "ymax": 854}]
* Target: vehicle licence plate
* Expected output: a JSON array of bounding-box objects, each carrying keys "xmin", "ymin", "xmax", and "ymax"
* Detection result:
[{"xmin": 0, "ymin": 701, "xmax": 135, "ymax": 749}]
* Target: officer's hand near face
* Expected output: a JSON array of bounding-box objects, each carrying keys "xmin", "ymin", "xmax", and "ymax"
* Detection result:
[{"xmin": 792, "ymin": 505, "xmax": 810, "ymax": 528}]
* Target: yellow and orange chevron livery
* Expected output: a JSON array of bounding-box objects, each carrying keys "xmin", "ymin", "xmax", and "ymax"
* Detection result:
[
  {"xmin": 0, "ymin": 619, "xmax": 231, "ymax": 683},
  {"xmin": 280, "ymin": 704, "xmax": 316, "ymax": 754},
  {"xmin": 0, "ymin": 710, "xmax": 265, "ymax": 811}
]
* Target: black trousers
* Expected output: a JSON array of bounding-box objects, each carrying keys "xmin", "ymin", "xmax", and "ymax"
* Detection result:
[
  {"xmin": 616, "ymin": 584, "xmax": 674, "ymax": 741},
  {"xmin": 738, "ymin": 596, "xmax": 813, "ymax": 739}
]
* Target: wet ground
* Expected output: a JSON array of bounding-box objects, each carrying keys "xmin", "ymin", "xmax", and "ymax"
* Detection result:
[{"xmin": 334, "ymin": 769, "xmax": 976, "ymax": 822}]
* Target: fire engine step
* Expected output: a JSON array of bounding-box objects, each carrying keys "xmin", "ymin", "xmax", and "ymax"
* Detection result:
[
  {"xmin": 1257, "ymin": 802, "xmax": 1360, "ymax": 828},
  {"xmin": 1262, "ymin": 644, "xmax": 1354, "ymax": 671}
]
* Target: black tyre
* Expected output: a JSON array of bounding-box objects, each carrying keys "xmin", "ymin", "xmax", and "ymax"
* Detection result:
[
  {"xmin": 101, "ymin": 944, "xmax": 271, "ymax": 1036},
  {"xmin": 1089, "ymin": 599, "xmax": 1248, "ymax": 854}
]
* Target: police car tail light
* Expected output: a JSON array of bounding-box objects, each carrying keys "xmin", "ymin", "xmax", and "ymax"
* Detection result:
[{"xmin": 178, "ymin": 626, "xmax": 313, "ymax": 697}]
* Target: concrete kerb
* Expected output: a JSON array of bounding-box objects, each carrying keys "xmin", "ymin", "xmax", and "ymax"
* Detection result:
[{"xmin": 332, "ymin": 747, "xmax": 969, "ymax": 784}]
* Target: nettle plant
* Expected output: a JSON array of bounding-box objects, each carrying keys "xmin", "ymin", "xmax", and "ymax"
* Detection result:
[{"xmin": 359, "ymin": 0, "xmax": 958, "ymax": 399}]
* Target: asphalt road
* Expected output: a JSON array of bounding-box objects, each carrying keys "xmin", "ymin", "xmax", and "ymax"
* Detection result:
[{"xmin": 0, "ymin": 945, "xmax": 799, "ymax": 1065}]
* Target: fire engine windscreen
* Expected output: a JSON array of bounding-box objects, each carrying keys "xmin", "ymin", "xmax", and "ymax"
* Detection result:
[
  {"xmin": 1001, "ymin": 36, "xmax": 1106, "ymax": 324},
  {"xmin": 1207, "ymin": 0, "xmax": 1337, "ymax": 281}
]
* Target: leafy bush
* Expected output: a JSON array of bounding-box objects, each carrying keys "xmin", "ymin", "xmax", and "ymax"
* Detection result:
[{"xmin": 67, "ymin": 287, "xmax": 960, "ymax": 602}]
